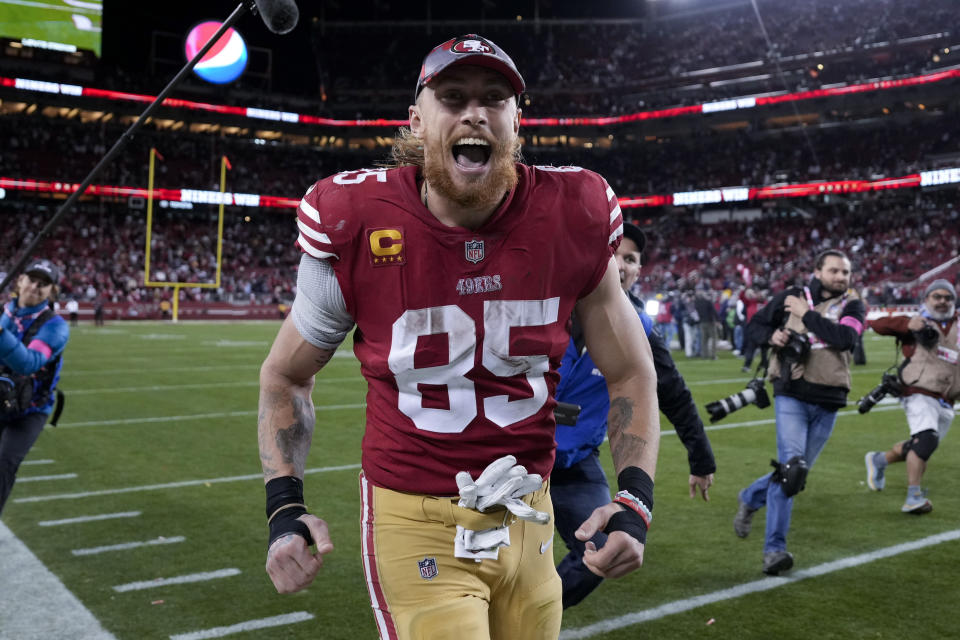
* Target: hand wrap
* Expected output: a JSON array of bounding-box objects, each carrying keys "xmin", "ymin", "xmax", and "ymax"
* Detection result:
[
  {"xmin": 265, "ymin": 476, "xmax": 314, "ymax": 548},
  {"xmin": 605, "ymin": 466, "xmax": 654, "ymax": 544}
]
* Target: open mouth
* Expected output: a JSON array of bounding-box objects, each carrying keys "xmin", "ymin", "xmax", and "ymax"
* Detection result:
[{"xmin": 452, "ymin": 137, "xmax": 492, "ymax": 170}]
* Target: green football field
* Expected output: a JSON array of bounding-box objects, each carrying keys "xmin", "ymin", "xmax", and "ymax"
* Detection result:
[
  {"xmin": 0, "ymin": 1, "xmax": 102, "ymax": 56},
  {"xmin": 2, "ymin": 322, "xmax": 959, "ymax": 639}
]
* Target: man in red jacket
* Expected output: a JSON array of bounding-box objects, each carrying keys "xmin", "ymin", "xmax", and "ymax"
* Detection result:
[{"xmin": 864, "ymin": 279, "xmax": 959, "ymax": 514}]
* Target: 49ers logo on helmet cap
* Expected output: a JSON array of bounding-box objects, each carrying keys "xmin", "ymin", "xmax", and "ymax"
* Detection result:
[{"xmin": 451, "ymin": 37, "xmax": 493, "ymax": 54}]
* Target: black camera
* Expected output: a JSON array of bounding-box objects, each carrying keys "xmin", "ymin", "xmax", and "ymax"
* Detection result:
[
  {"xmin": 857, "ymin": 373, "xmax": 904, "ymax": 414},
  {"xmin": 705, "ymin": 378, "xmax": 771, "ymax": 423},
  {"xmin": 553, "ymin": 401, "xmax": 581, "ymax": 426},
  {"xmin": 779, "ymin": 329, "xmax": 810, "ymax": 364},
  {"xmin": 914, "ymin": 325, "xmax": 939, "ymax": 350},
  {"xmin": 0, "ymin": 373, "xmax": 33, "ymax": 417}
]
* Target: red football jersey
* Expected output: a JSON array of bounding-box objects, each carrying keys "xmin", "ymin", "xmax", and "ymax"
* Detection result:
[{"xmin": 296, "ymin": 163, "xmax": 623, "ymax": 495}]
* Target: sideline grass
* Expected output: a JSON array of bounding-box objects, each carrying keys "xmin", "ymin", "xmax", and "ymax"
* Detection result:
[{"xmin": 3, "ymin": 323, "xmax": 958, "ymax": 639}]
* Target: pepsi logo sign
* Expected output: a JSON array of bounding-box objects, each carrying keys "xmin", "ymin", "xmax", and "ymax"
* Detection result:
[{"xmin": 185, "ymin": 22, "xmax": 248, "ymax": 85}]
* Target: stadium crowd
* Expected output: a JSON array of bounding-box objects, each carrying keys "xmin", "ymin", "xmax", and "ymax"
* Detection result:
[
  {"xmin": 2, "ymin": 107, "xmax": 958, "ymax": 199},
  {"xmin": 0, "ymin": 0, "xmax": 953, "ymax": 121},
  {"xmin": 1, "ymin": 188, "xmax": 956, "ymax": 315}
]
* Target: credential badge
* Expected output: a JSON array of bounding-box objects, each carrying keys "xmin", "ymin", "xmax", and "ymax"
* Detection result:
[
  {"xmin": 418, "ymin": 557, "xmax": 439, "ymax": 580},
  {"xmin": 465, "ymin": 239, "xmax": 485, "ymax": 264}
]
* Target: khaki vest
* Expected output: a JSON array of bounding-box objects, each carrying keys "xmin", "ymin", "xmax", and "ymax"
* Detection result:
[
  {"xmin": 901, "ymin": 316, "xmax": 960, "ymax": 402},
  {"xmin": 768, "ymin": 289, "xmax": 859, "ymax": 390}
]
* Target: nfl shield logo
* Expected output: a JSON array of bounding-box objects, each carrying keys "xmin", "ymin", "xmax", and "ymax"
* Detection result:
[
  {"xmin": 465, "ymin": 239, "xmax": 484, "ymax": 264},
  {"xmin": 418, "ymin": 557, "xmax": 439, "ymax": 580}
]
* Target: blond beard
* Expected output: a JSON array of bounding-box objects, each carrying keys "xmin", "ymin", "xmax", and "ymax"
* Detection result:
[{"xmin": 422, "ymin": 132, "xmax": 518, "ymax": 211}]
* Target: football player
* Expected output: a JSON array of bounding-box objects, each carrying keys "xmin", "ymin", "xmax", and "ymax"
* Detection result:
[{"xmin": 258, "ymin": 34, "xmax": 660, "ymax": 640}]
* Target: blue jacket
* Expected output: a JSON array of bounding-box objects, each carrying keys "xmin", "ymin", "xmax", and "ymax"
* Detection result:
[
  {"xmin": 0, "ymin": 300, "xmax": 70, "ymax": 416},
  {"xmin": 554, "ymin": 294, "xmax": 716, "ymax": 475}
]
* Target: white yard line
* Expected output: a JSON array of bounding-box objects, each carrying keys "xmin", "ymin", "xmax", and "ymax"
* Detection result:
[
  {"xmin": 0, "ymin": 521, "xmax": 116, "ymax": 640},
  {"xmin": 16, "ymin": 473, "xmax": 77, "ymax": 483},
  {"xmin": 38, "ymin": 511, "xmax": 141, "ymax": 527},
  {"xmin": 169, "ymin": 611, "xmax": 315, "ymax": 640},
  {"xmin": 14, "ymin": 463, "xmax": 361, "ymax": 503},
  {"xmin": 57, "ymin": 403, "xmax": 366, "ymax": 428},
  {"xmin": 66, "ymin": 376, "xmax": 363, "ymax": 395},
  {"xmin": 112, "ymin": 568, "xmax": 241, "ymax": 593},
  {"xmin": 21, "ymin": 459, "xmax": 55, "ymax": 465},
  {"xmin": 560, "ymin": 528, "xmax": 960, "ymax": 639},
  {"xmin": 72, "ymin": 535, "xmax": 186, "ymax": 556}
]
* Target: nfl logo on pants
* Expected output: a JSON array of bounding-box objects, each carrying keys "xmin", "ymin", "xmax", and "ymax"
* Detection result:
[
  {"xmin": 465, "ymin": 239, "xmax": 484, "ymax": 264},
  {"xmin": 418, "ymin": 557, "xmax": 439, "ymax": 580}
]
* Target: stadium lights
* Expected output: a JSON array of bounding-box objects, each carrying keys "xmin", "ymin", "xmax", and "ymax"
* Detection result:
[{"xmin": 3, "ymin": 67, "xmax": 959, "ymax": 129}]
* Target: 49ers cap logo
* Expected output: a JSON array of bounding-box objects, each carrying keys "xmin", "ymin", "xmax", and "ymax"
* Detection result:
[{"xmin": 452, "ymin": 38, "xmax": 493, "ymax": 54}]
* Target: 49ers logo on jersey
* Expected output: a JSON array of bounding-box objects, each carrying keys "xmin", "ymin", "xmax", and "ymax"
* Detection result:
[
  {"xmin": 452, "ymin": 38, "xmax": 492, "ymax": 54},
  {"xmin": 369, "ymin": 228, "xmax": 405, "ymax": 266}
]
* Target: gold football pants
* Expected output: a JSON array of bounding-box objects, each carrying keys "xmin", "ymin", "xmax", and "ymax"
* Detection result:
[{"xmin": 359, "ymin": 472, "xmax": 562, "ymax": 640}]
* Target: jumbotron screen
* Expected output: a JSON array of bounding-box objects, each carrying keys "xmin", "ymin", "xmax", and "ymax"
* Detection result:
[{"xmin": 0, "ymin": 0, "xmax": 102, "ymax": 56}]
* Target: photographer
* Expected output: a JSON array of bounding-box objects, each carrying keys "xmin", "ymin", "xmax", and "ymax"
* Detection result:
[
  {"xmin": 0, "ymin": 260, "xmax": 69, "ymax": 515},
  {"xmin": 864, "ymin": 279, "xmax": 959, "ymax": 514},
  {"xmin": 552, "ymin": 223, "xmax": 716, "ymax": 608},
  {"xmin": 732, "ymin": 250, "xmax": 864, "ymax": 575}
]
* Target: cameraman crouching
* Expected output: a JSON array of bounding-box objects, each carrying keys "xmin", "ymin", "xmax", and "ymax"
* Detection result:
[
  {"xmin": 0, "ymin": 260, "xmax": 70, "ymax": 516},
  {"xmin": 864, "ymin": 279, "xmax": 959, "ymax": 514},
  {"xmin": 732, "ymin": 250, "xmax": 865, "ymax": 575}
]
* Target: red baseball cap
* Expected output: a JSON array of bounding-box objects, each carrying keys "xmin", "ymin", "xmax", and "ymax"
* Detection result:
[{"xmin": 415, "ymin": 34, "xmax": 525, "ymax": 101}]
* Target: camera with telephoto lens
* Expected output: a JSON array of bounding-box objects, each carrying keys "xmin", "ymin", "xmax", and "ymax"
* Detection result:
[
  {"xmin": 705, "ymin": 378, "xmax": 771, "ymax": 423},
  {"xmin": 0, "ymin": 373, "xmax": 33, "ymax": 417},
  {"xmin": 915, "ymin": 325, "xmax": 939, "ymax": 350},
  {"xmin": 857, "ymin": 373, "xmax": 904, "ymax": 414},
  {"xmin": 779, "ymin": 329, "xmax": 810, "ymax": 364}
]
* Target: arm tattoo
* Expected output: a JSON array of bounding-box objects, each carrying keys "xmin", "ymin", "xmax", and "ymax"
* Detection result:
[
  {"xmin": 259, "ymin": 388, "xmax": 315, "ymax": 479},
  {"xmin": 276, "ymin": 396, "xmax": 314, "ymax": 467},
  {"xmin": 608, "ymin": 396, "xmax": 648, "ymax": 468},
  {"xmin": 314, "ymin": 351, "xmax": 334, "ymax": 368}
]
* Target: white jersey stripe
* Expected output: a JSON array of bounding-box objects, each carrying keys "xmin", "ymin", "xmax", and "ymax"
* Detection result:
[
  {"xmin": 298, "ymin": 198, "xmax": 321, "ymax": 224},
  {"xmin": 609, "ymin": 222, "xmax": 624, "ymax": 245},
  {"xmin": 297, "ymin": 235, "xmax": 337, "ymax": 260},
  {"xmin": 296, "ymin": 218, "xmax": 331, "ymax": 245},
  {"xmin": 360, "ymin": 474, "xmax": 398, "ymax": 640},
  {"xmin": 605, "ymin": 185, "xmax": 615, "ymax": 201},
  {"xmin": 609, "ymin": 203, "xmax": 622, "ymax": 224}
]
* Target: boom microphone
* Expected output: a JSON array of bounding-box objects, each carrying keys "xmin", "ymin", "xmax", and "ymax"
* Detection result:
[
  {"xmin": 253, "ymin": 0, "xmax": 299, "ymax": 34},
  {"xmin": 0, "ymin": 0, "xmax": 301, "ymax": 294}
]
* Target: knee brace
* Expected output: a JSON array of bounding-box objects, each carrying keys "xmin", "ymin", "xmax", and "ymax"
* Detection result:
[
  {"xmin": 770, "ymin": 456, "xmax": 809, "ymax": 497},
  {"xmin": 903, "ymin": 429, "xmax": 939, "ymax": 461}
]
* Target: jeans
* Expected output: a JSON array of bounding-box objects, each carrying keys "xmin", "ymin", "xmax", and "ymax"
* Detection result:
[
  {"xmin": 0, "ymin": 412, "xmax": 48, "ymax": 515},
  {"xmin": 740, "ymin": 395, "xmax": 838, "ymax": 553},
  {"xmin": 551, "ymin": 451, "xmax": 611, "ymax": 609}
]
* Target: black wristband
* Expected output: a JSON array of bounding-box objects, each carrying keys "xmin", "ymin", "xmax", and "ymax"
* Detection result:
[
  {"xmin": 605, "ymin": 466, "xmax": 655, "ymax": 544},
  {"xmin": 604, "ymin": 508, "xmax": 648, "ymax": 544},
  {"xmin": 265, "ymin": 476, "xmax": 314, "ymax": 548},
  {"xmin": 617, "ymin": 466, "xmax": 654, "ymax": 514}
]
